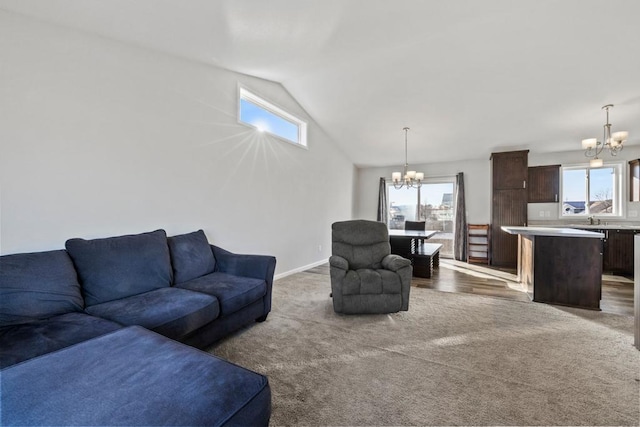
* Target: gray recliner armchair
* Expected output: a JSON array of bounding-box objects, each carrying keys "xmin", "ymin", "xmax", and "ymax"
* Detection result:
[{"xmin": 330, "ymin": 220, "xmax": 412, "ymax": 314}]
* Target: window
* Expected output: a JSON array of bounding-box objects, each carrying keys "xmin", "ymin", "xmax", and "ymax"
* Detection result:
[
  {"xmin": 239, "ymin": 87, "xmax": 307, "ymax": 147},
  {"xmin": 388, "ymin": 179, "xmax": 456, "ymax": 257},
  {"xmin": 561, "ymin": 163, "xmax": 623, "ymax": 217}
]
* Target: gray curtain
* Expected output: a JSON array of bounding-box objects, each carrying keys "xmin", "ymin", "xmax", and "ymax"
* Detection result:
[
  {"xmin": 454, "ymin": 172, "xmax": 467, "ymax": 261},
  {"xmin": 377, "ymin": 177, "xmax": 388, "ymax": 224}
]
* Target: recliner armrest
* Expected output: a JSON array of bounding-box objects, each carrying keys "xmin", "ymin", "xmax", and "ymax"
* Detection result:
[
  {"xmin": 381, "ymin": 254, "xmax": 411, "ymax": 272},
  {"xmin": 329, "ymin": 255, "xmax": 349, "ymax": 271}
]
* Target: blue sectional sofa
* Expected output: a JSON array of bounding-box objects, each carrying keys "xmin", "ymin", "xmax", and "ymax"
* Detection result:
[{"xmin": 0, "ymin": 229, "xmax": 276, "ymax": 426}]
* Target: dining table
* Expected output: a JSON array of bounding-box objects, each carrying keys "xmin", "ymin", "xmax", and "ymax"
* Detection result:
[{"xmin": 388, "ymin": 229, "xmax": 438, "ymax": 260}]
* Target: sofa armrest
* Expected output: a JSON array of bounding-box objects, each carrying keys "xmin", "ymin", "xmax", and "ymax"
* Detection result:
[
  {"xmin": 329, "ymin": 255, "xmax": 349, "ymax": 271},
  {"xmin": 381, "ymin": 254, "xmax": 411, "ymax": 272},
  {"xmin": 211, "ymin": 245, "xmax": 277, "ymax": 315}
]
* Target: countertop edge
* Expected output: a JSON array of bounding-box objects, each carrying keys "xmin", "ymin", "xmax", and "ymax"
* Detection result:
[{"xmin": 501, "ymin": 226, "xmax": 605, "ymax": 238}]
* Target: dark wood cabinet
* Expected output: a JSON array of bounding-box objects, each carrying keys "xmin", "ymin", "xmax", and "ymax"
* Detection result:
[
  {"xmin": 491, "ymin": 189, "xmax": 528, "ymax": 267},
  {"xmin": 493, "ymin": 150, "xmax": 529, "ymax": 190},
  {"xmin": 528, "ymin": 165, "xmax": 560, "ymax": 203},
  {"xmin": 520, "ymin": 234, "xmax": 602, "ymax": 310},
  {"xmin": 630, "ymin": 159, "xmax": 640, "ymax": 202},
  {"xmin": 490, "ymin": 150, "xmax": 528, "ymax": 267},
  {"xmin": 577, "ymin": 227, "xmax": 635, "ymax": 276},
  {"xmin": 602, "ymin": 229, "xmax": 635, "ymax": 275}
]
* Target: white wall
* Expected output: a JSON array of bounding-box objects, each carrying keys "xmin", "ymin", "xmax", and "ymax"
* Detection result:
[
  {"xmin": 356, "ymin": 147, "xmax": 640, "ymax": 227},
  {"xmin": 0, "ymin": 11, "xmax": 355, "ymax": 276},
  {"xmin": 355, "ymin": 158, "xmax": 491, "ymax": 224}
]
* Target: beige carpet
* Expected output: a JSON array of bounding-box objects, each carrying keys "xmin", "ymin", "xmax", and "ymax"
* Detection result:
[{"xmin": 210, "ymin": 272, "xmax": 640, "ymax": 426}]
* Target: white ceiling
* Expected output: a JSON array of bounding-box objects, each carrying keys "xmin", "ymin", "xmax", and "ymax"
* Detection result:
[{"xmin": 1, "ymin": 0, "xmax": 639, "ymax": 167}]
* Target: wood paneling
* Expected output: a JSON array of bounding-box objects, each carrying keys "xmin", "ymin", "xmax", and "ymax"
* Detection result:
[
  {"xmin": 491, "ymin": 188, "xmax": 527, "ymax": 267},
  {"xmin": 519, "ymin": 235, "xmax": 534, "ymax": 297},
  {"xmin": 603, "ymin": 229, "xmax": 635, "ymax": 275},
  {"xmin": 531, "ymin": 235, "xmax": 603, "ymax": 310},
  {"xmin": 490, "ymin": 151, "xmax": 528, "ymax": 268}
]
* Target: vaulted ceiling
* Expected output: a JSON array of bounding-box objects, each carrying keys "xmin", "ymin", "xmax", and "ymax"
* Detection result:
[{"xmin": 1, "ymin": 0, "xmax": 639, "ymax": 166}]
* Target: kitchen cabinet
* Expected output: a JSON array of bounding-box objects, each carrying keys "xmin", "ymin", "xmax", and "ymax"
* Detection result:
[
  {"xmin": 491, "ymin": 189, "xmax": 528, "ymax": 267},
  {"xmin": 602, "ymin": 229, "xmax": 635, "ymax": 276},
  {"xmin": 490, "ymin": 150, "xmax": 528, "ymax": 267},
  {"xmin": 504, "ymin": 226, "xmax": 603, "ymax": 310},
  {"xmin": 528, "ymin": 165, "xmax": 560, "ymax": 203},
  {"xmin": 493, "ymin": 150, "xmax": 529, "ymax": 190},
  {"xmin": 576, "ymin": 228, "xmax": 635, "ymax": 276},
  {"xmin": 630, "ymin": 159, "xmax": 640, "ymax": 202}
]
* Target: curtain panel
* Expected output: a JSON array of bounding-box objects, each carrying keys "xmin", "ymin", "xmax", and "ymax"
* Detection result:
[
  {"xmin": 377, "ymin": 177, "xmax": 388, "ymax": 224},
  {"xmin": 454, "ymin": 172, "xmax": 467, "ymax": 261}
]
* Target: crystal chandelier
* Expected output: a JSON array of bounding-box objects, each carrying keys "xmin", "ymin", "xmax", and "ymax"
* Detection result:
[
  {"xmin": 582, "ymin": 104, "xmax": 629, "ymax": 167},
  {"xmin": 392, "ymin": 127, "xmax": 424, "ymax": 189}
]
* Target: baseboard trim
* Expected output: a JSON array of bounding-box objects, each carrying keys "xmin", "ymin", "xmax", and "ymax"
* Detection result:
[{"xmin": 275, "ymin": 259, "xmax": 328, "ymax": 281}]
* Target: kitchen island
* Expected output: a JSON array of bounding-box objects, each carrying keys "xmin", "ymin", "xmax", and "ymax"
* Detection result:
[{"xmin": 502, "ymin": 226, "xmax": 604, "ymax": 310}]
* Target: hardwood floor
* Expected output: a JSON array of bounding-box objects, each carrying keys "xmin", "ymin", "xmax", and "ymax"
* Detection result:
[{"xmin": 306, "ymin": 259, "xmax": 634, "ymax": 316}]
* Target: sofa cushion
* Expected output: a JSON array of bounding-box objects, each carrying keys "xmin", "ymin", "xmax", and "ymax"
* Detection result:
[
  {"xmin": 175, "ymin": 272, "xmax": 266, "ymax": 317},
  {"xmin": 0, "ymin": 250, "xmax": 84, "ymax": 327},
  {"xmin": 2, "ymin": 326, "xmax": 271, "ymax": 426},
  {"xmin": 85, "ymin": 287, "xmax": 219, "ymax": 341},
  {"xmin": 65, "ymin": 229, "xmax": 173, "ymax": 306},
  {"xmin": 168, "ymin": 229, "xmax": 216, "ymax": 284},
  {"xmin": 0, "ymin": 312, "xmax": 122, "ymax": 369}
]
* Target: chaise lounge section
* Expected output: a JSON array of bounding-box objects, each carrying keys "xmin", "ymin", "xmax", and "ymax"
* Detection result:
[
  {"xmin": 2, "ymin": 326, "xmax": 271, "ymax": 426},
  {"xmin": 0, "ymin": 228, "xmax": 276, "ymax": 426}
]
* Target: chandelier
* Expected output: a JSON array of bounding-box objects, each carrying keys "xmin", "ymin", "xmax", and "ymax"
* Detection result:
[
  {"xmin": 581, "ymin": 104, "xmax": 629, "ymax": 167},
  {"xmin": 392, "ymin": 127, "xmax": 424, "ymax": 189}
]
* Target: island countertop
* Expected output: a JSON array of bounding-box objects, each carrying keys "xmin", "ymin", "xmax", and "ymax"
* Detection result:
[
  {"xmin": 504, "ymin": 225, "xmax": 603, "ymax": 310},
  {"xmin": 501, "ymin": 226, "xmax": 604, "ymax": 239},
  {"xmin": 532, "ymin": 223, "xmax": 640, "ymax": 230}
]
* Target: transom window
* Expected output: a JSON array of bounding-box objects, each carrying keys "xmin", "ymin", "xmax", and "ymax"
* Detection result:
[
  {"xmin": 238, "ymin": 87, "xmax": 307, "ymax": 147},
  {"xmin": 561, "ymin": 163, "xmax": 623, "ymax": 217}
]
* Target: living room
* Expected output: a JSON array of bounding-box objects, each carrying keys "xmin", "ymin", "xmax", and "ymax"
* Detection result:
[{"xmin": 1, "ymin": 1, "xmax": 639, "ymax": 426}]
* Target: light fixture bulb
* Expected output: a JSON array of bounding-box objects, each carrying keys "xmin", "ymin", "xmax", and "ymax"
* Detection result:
[{"xmin": 612, "ymin": 131, "xmax": 628, "ymax": 142}]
